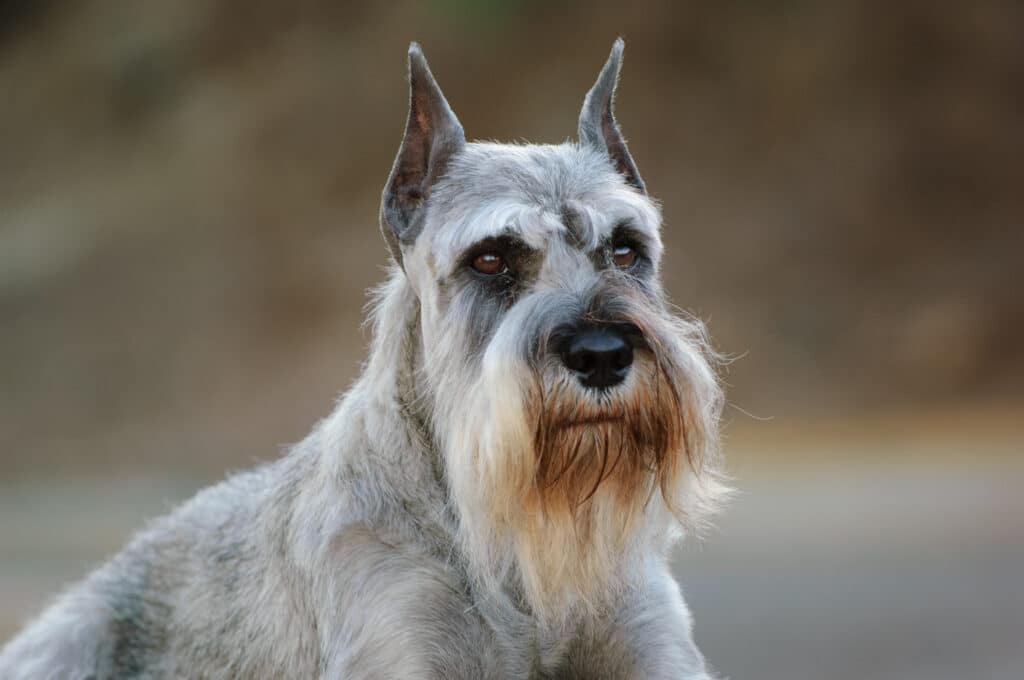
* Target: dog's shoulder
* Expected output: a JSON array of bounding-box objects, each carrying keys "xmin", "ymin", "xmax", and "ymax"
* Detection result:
[{"xmin": 0, "ymin": 456, "xmax": 323, "ymax": 679}]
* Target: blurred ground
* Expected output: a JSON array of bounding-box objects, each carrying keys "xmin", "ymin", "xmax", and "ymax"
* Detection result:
[
  {"xmin": 680, "ymin": 410, "xmax": 1024, "ymax": 680},
  {"xmin": 1, "ymin": 1, "xmax": 1022, "ymax": 677},
  {"xmin": 2, "ymin": 412, "xmax": 1022, "ymax": 679}
]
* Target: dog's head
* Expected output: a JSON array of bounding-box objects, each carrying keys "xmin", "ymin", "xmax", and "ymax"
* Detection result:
[{"xmin": 379, "ymin": 40, "xmax": 727, "ymax": 621}]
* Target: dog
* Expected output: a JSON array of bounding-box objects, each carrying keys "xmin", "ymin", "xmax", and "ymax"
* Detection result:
[{"xmin": 0, "ymin": 39, "xmax": 727, "ymax": 679}]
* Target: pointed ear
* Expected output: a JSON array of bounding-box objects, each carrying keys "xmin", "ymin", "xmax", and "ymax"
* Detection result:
[
  {"xmin": 578, "ymin": 38, "xmax": 645, "ymax": 193},
  {"xmin": 381, "ymin": 43, "xmax": 465, "ymax": 267}
]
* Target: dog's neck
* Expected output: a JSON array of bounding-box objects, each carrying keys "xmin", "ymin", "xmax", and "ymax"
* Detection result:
[
  {"xmin": 363, "ymin": 270, "xmax": 440, "ymax": 467},
  {"xmin": 349, "ymin": 270, "xmax": 458, "ymax": 541},
  {"xmin": 354, "ymin": 271, "xmax": 544, "ymax": 617}
]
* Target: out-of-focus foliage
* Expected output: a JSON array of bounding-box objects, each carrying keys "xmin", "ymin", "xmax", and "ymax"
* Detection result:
[{"xmin": 1, "ymin": 0, "xmax": 1021, "ymax": 473}]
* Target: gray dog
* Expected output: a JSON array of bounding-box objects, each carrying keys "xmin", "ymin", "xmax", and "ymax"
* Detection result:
[{"xmin": 0, "ymin": 40, "xmax": 728, "ymax": 679}]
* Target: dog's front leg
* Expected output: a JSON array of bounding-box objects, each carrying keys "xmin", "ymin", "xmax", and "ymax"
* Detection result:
[
  {"xmin": 557, "ymin": 565, "xmax": 714, "ymax": 680},
  {"xmin": 314, "ymin": 525, "xmax": 507, "ymax": 680}
]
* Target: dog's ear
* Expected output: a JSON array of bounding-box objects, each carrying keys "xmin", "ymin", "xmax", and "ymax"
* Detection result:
[
  {"xmin": 578, "ymin": 38, "xmax": 645, "ymax": 194},
  {"xmin": 381, "ymin": 43, "xmax": 465, "ymax": 268}
]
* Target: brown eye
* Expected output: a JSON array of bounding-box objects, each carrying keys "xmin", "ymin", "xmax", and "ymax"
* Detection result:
[
  {"xmin": 471, "ymin": 252, "xmax": 507, "ymax": 275},
  {"xmin": 612, "ymin": 244, "xmax": 637, "ymax": 269}
]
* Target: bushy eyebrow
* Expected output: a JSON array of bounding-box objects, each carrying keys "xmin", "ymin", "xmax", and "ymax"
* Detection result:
[
  {"xmin": 559, "ymin": 204, "xmax": 589, "ymax": 249},
  {"xmin": 433, "ymin": 202, "xmax": 554, "ymax": 265},
  {"xmin": 606, "ymin": 221, "xmax": 647, "ymax": 246},
  {"xmin": 557, "ymin": 197, "xmax": 660, "ymax": 250}
]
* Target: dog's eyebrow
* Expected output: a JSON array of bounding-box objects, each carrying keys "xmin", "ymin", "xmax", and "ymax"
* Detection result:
[
  {"xmin": 484, "ymin": 225, "xmax": 531, "ymax": 252},
  {"xmin": 608, "ymin": 220, "xmax": 642, "ymax": 242},
  {"xmin": 559, "ymin": 204, "xmax": 589, "ymax": 249}
]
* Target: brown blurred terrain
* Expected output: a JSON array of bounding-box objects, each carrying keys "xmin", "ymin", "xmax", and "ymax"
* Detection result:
[{"xmin": 1, "ymin": 2, "xmax": 1022, "ymax": 678}]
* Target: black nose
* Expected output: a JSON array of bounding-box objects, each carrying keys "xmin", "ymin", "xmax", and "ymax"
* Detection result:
[{"xmin": 560, "ymin": 327, "xmax": 634, "ymax": 389}]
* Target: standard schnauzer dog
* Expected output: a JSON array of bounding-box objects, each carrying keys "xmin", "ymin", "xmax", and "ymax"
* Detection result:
[{"xmin": 0, "ymin": 40, "xmax": 727, "ymax": 679}]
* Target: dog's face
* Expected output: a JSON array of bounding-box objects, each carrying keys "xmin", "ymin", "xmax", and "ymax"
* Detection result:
[{"xmin": 380, "ymin": 41, "xmax": 725, "ymax": 620}]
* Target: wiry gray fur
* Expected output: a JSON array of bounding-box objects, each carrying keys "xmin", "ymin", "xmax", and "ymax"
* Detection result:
[{"xmin": 0, "ymin": 40, "xmax": 727, "ymax": 679}]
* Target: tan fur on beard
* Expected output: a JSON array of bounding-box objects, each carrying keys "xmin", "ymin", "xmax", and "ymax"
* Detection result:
[
  {"xmin": 499, "ymin": 347, "xmax": 700, "ymax": 621},
  {"xmin": 453, "ymin": 282, "xmax": 726, "ymax": 625}
]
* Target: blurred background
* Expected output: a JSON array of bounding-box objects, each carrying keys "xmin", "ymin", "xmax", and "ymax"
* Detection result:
[{"xmin": 1, "ymin": 1, "xmax": 1022, "ymax": 678}]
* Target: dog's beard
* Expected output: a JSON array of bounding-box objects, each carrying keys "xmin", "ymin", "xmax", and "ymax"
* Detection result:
[{"xmin": 441, "ymin": 312, "xmax": 725, "ymax": 624}]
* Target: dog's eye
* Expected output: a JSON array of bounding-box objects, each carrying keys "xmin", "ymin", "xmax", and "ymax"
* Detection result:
[
  {"xmin": 611, "ymin": 245, "xmax": 637, "ymax": 269},
  {"xmin": 471, "ymin": 252, "xmax": 507, "ymax": 276}
]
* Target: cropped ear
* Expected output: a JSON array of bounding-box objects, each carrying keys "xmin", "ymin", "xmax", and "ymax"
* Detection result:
[
  {"xmin": 578, "ymin": 38, "xmax": 645, "ymax": 194},
  {"xmin": 381, "ymin": 43, "xmax": 466, "ymax": 267}
]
